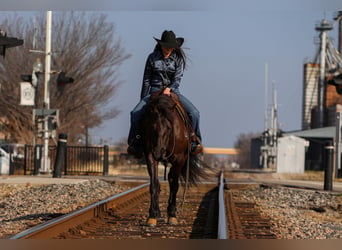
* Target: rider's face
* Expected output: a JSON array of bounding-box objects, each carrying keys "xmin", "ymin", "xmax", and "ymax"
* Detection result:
[{"xmin": 161, "ymin": 47, "xmax": 174, "ymax": 58}]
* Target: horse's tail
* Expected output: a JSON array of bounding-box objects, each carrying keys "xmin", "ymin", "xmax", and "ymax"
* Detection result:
[{"xmin": 180, "ymin": 154, "xmax": 212, "ymax": 186}]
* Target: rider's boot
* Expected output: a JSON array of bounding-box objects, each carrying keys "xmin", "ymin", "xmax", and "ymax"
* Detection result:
[{"xmin": 190, "ymin": 133, "xmax": 203, "ymax": 155}]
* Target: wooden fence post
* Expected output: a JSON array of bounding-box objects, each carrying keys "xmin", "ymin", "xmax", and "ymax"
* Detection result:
[{"xmin": 103, "ymin": 145, "xmax": 109, "ymax": 176}]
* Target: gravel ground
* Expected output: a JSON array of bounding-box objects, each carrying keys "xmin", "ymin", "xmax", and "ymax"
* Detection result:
[
  {"xmin": 231, "ymin": 184, "xmax": 342, "ymax": 239},
  {"xmin": 0, "ymin": 178, "xmax": 341, "ymax": 239},
  {"xmin": 0, "ymin": 179, "xmax": 128, "ymax": 239}
]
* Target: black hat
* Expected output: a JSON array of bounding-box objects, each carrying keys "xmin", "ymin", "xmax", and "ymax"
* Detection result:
[{"xmin": 154, "ymin": 30, "xmax": 184, "ymax": 48}]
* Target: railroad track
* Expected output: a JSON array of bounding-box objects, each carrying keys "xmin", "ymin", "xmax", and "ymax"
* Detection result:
[
  {"xmin": 11, "ymin": 181, "xmax": 220, "ymax": 239},
  {"xmin": 11, "ymin": 175, "xmax": 277, "ymax": 239},
  {"xmin": 225, "ymin": 192, "xmax": 276, "ymax": 239}
]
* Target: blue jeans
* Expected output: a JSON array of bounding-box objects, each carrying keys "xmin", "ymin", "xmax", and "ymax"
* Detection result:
[{"xmin": 128, "ymin": 91, "xmax": 201, "ymax": 145}]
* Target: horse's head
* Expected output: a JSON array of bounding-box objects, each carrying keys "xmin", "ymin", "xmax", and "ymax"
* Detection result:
[{"xmin": 143, "ymin": 95, "xmax": 177, "ymax": 161}]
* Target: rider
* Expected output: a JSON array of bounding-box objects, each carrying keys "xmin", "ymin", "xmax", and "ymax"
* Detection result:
[{"xmin": 127, "ymin": 30, "xmax": 203, "ymax": 158}]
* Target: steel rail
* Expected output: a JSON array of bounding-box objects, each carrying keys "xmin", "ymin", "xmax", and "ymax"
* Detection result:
[
  {"xmin": 10, "ymin": 182, "xmax": 149, "ymax": 239},
  {"xmin": 217, "ymin": 171, "xmax": 228, "ymax": 239}
]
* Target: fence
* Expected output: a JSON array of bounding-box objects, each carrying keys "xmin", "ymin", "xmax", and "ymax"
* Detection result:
[{"xmin": 13, "ymin": 144, "xmax": 109, "ymax": 176}]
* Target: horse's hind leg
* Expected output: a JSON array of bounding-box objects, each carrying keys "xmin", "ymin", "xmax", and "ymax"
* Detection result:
[
  {"xmin": 167, "ymin": 166, "xmax": 179, "ymax": 225},
  {"xmin": 147, "ymin": 160, "xmax": 161, "ymax": 226}
]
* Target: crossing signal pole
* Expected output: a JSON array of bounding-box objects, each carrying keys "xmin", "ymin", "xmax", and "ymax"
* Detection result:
[
  {"xmin": 29, "ymin": 11, "xmax": 73, "ymax": 174},
  {"xmin": 41, "ymin": 11, "xmax": 52, "ymax": 174}
]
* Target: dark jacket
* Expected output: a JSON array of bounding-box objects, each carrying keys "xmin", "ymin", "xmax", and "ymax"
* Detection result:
[{"xmin": 140, "ymin": 49, "xmax": 184, "ymax": 99}]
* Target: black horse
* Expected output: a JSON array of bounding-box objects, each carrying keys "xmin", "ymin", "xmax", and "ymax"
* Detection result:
[{"xmin": 141, "ymin": 92, "xmax": 208, "ymax": 226}]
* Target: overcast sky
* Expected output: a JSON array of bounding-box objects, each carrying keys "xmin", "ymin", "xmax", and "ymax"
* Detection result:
[{"xmin": 2, "ymin": 0, "xmax": 342, "ymax": 147}]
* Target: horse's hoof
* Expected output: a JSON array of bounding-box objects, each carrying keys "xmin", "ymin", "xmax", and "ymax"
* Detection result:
[
  {"xmin": 146, "ymin": 218, "xmax": 157, "ymax": 227},
  {"xmin": 167, "ymin": 217, "xmax": 178, "ymax": 225}
]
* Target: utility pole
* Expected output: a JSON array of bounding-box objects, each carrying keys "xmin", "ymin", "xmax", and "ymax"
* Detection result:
[
  {"xmin": 41, "ymin": 11, "xmax": 52, "ymax": 174},
  {"xmin": 270, "ymin": 81, "xmax": 278, "ymax": 144},
  {"xmin": 336, "ymin": 112, "xmax": 342, "ymax": 178},
  {"xmin": 260, "ymin": 76, "xmax": 278, "ymax": 170},
  {"xmin": 334, "ymin": 11, "xmax": 342, "ymax": 178},
  {"xmin": 264, "ymin": 63, "xmax": 268, "ymax": 131},
  {"xmin": 261, "ymin": 63, "xmax": 268, "ymax": 169},
  {"xmin": 334, "ymin": 11, "xmax": 342, "ymax": 54}
]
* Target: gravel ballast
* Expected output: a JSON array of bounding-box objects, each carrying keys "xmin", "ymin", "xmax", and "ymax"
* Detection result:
[
  {"xmin": 231, "ymin": 184, "xmax": 342, "ymax": 239},
  {"xmin": 0, "ymin": 179, "xmax": 128, "ymax": 238}
]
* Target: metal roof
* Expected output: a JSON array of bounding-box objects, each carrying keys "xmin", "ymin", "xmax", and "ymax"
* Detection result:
[{"xmin": 284, "ymin": 126, "xmax": 335, "ymax": 139}]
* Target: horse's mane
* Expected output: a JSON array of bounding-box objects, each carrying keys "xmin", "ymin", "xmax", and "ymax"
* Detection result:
[{"xmin": 146, "ymin": 94, "xmax": 177, "ymax": 121}]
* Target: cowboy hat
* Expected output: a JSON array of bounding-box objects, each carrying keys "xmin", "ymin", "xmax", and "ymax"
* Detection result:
[{"xmin": 154, "ymin": 30, "xmax": 184, "ymax": 48}]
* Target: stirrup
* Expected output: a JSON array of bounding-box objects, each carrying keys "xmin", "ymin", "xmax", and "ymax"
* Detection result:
[{"xmin": 191, "ymin": 142, "xmax": 203, "ymax": 155}]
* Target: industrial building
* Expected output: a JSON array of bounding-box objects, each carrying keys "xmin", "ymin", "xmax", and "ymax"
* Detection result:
[{"xmin": 254, "ymin": 12, "xmax": 342, "ymax": 177}]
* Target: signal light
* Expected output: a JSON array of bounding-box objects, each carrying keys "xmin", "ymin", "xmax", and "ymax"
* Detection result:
[
  {"xmin": 20, "ymin": 73, "xmax": 38, "ymax": 87},
  {"xmin": 21, "ymin": 74, "xmax": 32, "ymax": 82},
  {"xmin": 57, "ymin": 71, "xmax": 74, "ymax": 90},
  {"xmin": 0, "ymin": 30, "xmax": 24, "ymax": 58}
]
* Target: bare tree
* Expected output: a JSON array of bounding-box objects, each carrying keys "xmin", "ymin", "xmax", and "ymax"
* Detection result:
[
  {"xmin": 233, "ymin": 132, "xmax": 260, "ymax": 169},
  {"xmin": 0, "ymin": 11, "xmax": 130, "ymax": 144}
]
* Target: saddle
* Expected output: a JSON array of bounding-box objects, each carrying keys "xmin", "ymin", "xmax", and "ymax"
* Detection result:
[{"xmin": 150, "ymin": 91, "xmax": 201, "ymax": 145}]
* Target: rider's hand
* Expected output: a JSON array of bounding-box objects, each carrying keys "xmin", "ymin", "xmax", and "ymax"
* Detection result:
[{"xmin": 163, "ymin": 88, "xmax": 171, "ymax": 96}]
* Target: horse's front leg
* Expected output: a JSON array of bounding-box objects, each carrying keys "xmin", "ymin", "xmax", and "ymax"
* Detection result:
[
  {"xmin": 167, "ymin": 166, "xmax": 180, "ymax": 225},
  {"xmin": 147, "ymin": 158, "xmax": 161, "ymax": 226}
]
